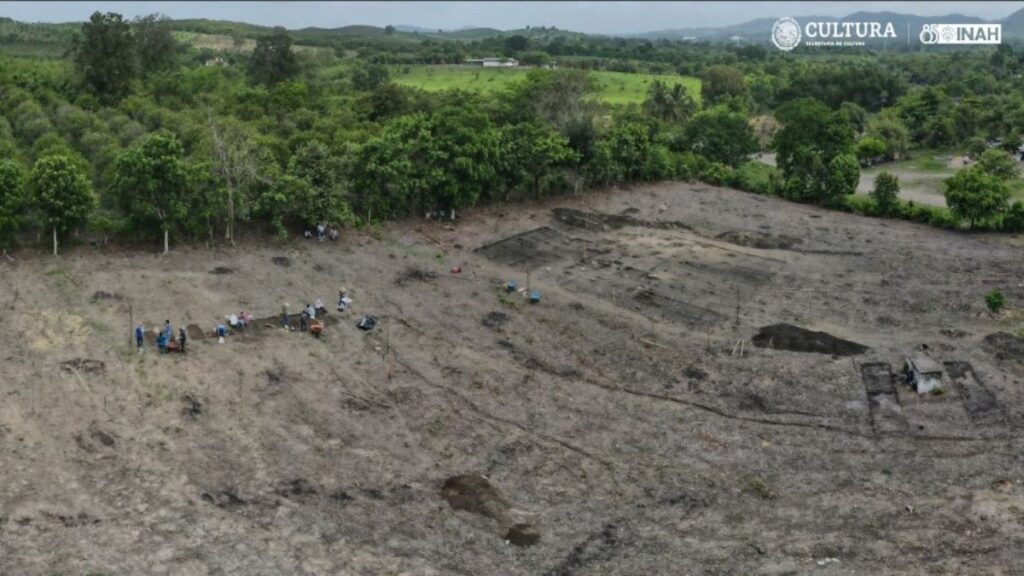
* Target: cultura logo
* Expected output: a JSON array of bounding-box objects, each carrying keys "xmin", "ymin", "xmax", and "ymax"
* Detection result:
[
  {"xmin": 920, "ymin": 23, "xmax": 1001, "ymax": 45},
  {"xmin": 771, "ymin": 17, "xmax": 898, "ymax": 50},
  {"xmin": 772, "ymin": 17, "xmax": 802, "ymax": 51}
]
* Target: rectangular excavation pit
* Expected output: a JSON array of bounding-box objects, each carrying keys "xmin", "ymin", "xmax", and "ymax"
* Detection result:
[
  {"xmin": 860, "ymin": 363, "xmax": 907, "ymax": 435},
  {"xmin": 475, "ymin": 227, "xmax": 577, "ymax": 270},
  {"xmin": 633, "ymin": 288, "xmax": 727, "ymax": 328},
  {"xmin": 944, "ymin": 361, "xmax": 1003, "ymax": 426}
]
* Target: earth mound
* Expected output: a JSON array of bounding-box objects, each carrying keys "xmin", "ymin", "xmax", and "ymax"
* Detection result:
[{"xmin": 752, "ymin": 324, "xmax": 868, "ymax": 356}]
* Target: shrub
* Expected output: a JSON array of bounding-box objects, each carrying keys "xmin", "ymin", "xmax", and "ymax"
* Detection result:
[
  {"xmin": 870, "ymin": 171, "xmax": 900, "ymax": 216},
  {"xmin": 985, "ymin": 290, "xmax": 1006, "ymax": 315},
  {"xmin": 1003, "ymin": 201, "xmax": 1024, "ymax": 232},
  {"xmin": 699, "ymin": 162, "xmax": 733, "ymax": 186}
]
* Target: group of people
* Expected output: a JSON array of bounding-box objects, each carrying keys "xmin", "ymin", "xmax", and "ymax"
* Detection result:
[
  {"xmin": 135, "ymin": 287, "xmax": 356, "ymax": 353},
  {"xmin": 281, "ymin": 288, "xmax": 353, "ymax": 331},
  {"xmin": 136, "ymin": 320, "xmax": 187, "ymax": 354},
  {"xmin": 303, "ymin": 223, "xmax": 339, "ymax": 242},
  {"xmin": 215, "ymin": 311, "xmax": 253, "ymax": 342}
]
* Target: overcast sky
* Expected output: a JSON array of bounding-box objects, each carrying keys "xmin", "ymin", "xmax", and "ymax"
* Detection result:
[{"xmin": 1, "ymin": 2, "xmax": 1021, "ymax": 35}]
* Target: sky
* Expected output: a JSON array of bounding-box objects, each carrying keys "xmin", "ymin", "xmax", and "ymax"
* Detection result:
[{"xmin": 1, "ymin": 1, "xmax": 1021, "ymax": 35}]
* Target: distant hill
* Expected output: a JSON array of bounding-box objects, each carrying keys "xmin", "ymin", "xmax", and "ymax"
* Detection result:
[{"xmin": 1001, "ymin": 6, "xmax": 1024, "ymax": 38}]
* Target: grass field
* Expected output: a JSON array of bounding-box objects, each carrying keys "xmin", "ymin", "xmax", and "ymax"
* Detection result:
[
  {"xmin": 858, "ymin": 148, "xmax": 1024, "ymax": 206},
  {"xmin": 389, "ymin": 65, "xmax": 701, "ymax": 105}
]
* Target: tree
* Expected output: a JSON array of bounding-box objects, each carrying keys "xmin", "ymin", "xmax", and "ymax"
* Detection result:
[
  {"xmin": 870, "ymin": 172, "xmax": 900, "ymax": 216},
  {"xmin": 288, "ymin": 140, "xmax": 353, "ymax": 227},
  {"xmin": 501, "ymin": 69, "xmax": 598, "ymax": 133},
  {"xmin": 839, "ymin": 102, "xmax": 867, "ymax": 135},
  {"xmin": 977, "ymin": 148, "xmax": 1018, "ymax": 181},
  {"xmin": 133, "ymin": 13, "xmax": 179, "ymax": 75},
  {"xmin": 644, "ymin": 80, "xmax": 697, "ymax": 123},
  {"xmin": 944, "ymin": 166, "xmax": 1010, "ymax": 228},
  {"xmin": 824, "ymin": 154, "xmax": 860, "ymax": 204},
  {"xmin": 384, "ymin": 25, "xmax": 396, "ymax": 35},
  {"xmin": 774, "ymin": 98, "xmax": 856, "ymax": 204},
  {"xmin": 856, "ymin": 137, "xmax": 887, "ymax": 161},
  {"xmin": 681, "ymin": 107, "xmax": 758, "ymax": 167},
  {"xmin": 351, "ymin": 64, "xmax": 390, "ymax": 91},
  {"xmin": 248, "ymin": 27, "xmax": 298, "ymax": 86},
  {"xmin": 519, "ymin": 51, "xmax": 552, "ymax": 67},
  {"xmin": 113, "ymin": 131, "xmax": 191, "ymax": 254},
  {"xmin": 966, "ymin": 137, "xmax": 987, "ymax": 160},
  {"xmin": 700, "ymin": 65, "xmax": 746, "ymax": 106},
  {"xmin": 0, "ymin": 160, "xmax": 25, "ymax": 248},
  {"xmin": 30, "ymin": 155, "xmax": 96, "ymax": 256},
  {"xmin": 208, "ymin": 117, "xmax": 267, "ymax": 242},
  {"xmin": 497, "ymin": 122, "xmax": 577, "ymax": 198},
  {"xmin": 72, "ymin": 12, "xmax": 136, "ymax": 103},
  {"xmin": 505, "ymin": 35, "xmax": 529, "ymax": 52},
  {"xmin": 867, "ymin": 110, "xmax": 909, "ymax": 160},
  {"xmin": 590, "ymin": 120, "xmax": 654, "ymax": 184}
]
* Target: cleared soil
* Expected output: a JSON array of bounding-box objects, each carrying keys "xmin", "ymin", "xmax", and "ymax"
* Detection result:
[{"xmin": 1, "ymin": 182, "xmax": 1023, "ymax": 575}]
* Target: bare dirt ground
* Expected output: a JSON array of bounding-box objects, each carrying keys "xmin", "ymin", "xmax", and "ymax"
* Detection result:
[{"xmin": 2, "ymin": 182, "xmax": 1023, "ymax": 575}]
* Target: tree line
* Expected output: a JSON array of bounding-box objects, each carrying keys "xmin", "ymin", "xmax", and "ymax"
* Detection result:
[{"xmin": 1, "ymin": 11, "xmax": 1023, "ymax": 257}]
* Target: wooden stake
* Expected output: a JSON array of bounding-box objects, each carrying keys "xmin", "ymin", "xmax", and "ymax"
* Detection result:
[
  {"xmin": 128, "ymin": 303, "xmax": 134, "ymax": 351},
  {"xmin": 734, "ymin": 286, "xmax": 740, "ymax": 327}
]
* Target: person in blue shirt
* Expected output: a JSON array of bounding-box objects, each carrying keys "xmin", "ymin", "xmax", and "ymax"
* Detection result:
[
  {"xmin": 156, "ymin": 329, "xmax": 168, "ymax": 353},
  {"xmin": 135, "ymin": 323, "xmax": 145, "ymax": 353},
  {"xmin": 163, "ymin": 320, "xmax": 173, "ymax": 344}
]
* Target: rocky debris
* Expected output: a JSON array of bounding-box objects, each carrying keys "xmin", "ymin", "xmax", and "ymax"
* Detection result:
[
  {"xmin": 506, "ymin": 523, "xmax": 541, "ymax": 547},
  {"xmin": 209, "ymin": 266, "xmax": 234, "ymax": 275},
  {"xmin": 60, "ymin": 359, "xmax": 105, "ymax": 374},
  {"xmin": 395, "ymin": 266, "xmax": 438, "ymax": 286},
  {"xmin": 275, "ymin": 478, "xmax": 317, "ymax": 499},
  {"xmin": 182, "ymin": 394, "xmax": 203, "ymax": 419},
  {"xmin": 74, "ymin": 425, "xmax": 117, "ymax": 452},
  {"xmin": 683, "ymin": 365, "xmax": 707, "ymax": 381},
  {"xmin": 200, "ymin": 490, "xmax": 246, "ymax": 509},
  {"xmin": 90, "ymin": 290, "xmax": 122, "ymax": 301},
  {"xmin": 752, "ymin": 324, "xmax": 868, "ymax": 356},
  {"xmin": 441, "ymin": 474, "xmax": 509, "ymax": 522},
  {"xmin": 271, "ymin": 256, "xmax": 291, "ymax": 267},
  {"xmin": 482, "ymin": 311, "xmax": 509, "ymax": 330}
]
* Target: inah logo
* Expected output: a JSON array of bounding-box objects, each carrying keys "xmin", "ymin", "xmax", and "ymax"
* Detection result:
[
  {"xmin": 772, "ymin": 17, "xmax": 802, "ymax": 51},
  {"xmin": 920, "ymin": 24, "xmax": 1001, "ymax": 45}
]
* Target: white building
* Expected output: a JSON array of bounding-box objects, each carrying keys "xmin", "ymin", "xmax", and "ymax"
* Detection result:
[
  {"xmin": 465, "ymin": 58, "xmax": 519, "ymax": 68},
  {"xmin": 903, "ymin": 356, "xmax": 945, "ymax": 395}
]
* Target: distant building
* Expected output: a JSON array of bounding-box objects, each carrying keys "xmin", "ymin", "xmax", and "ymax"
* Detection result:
[
  {"xmin": 465, "ymin": 58, "xmax": 519, "ymax": 68},
  {"xmin": 204, "ymin": 57, "xmax": 228, "ymax": 67}
]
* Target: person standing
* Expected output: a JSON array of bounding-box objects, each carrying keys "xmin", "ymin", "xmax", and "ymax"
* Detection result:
[
  {"xmin": 282, "ymin": 303, "xmax": 290, "ymax": 330},
  {"xmin": 135, "ymin": 323, "xmax": 145, "ymax": 353},
  {"xmin": 163, "ymin": 320, "xmax": 173, "ymax": 344},
  {"xmin": 178, "ymin": 327, "xmax": 187, "ymax": 354}
]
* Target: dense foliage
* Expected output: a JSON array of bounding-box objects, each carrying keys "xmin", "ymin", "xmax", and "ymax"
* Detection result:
[{"xmin": 1, "ymin": 10, "xmax": 1023, "ymax": 254}]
